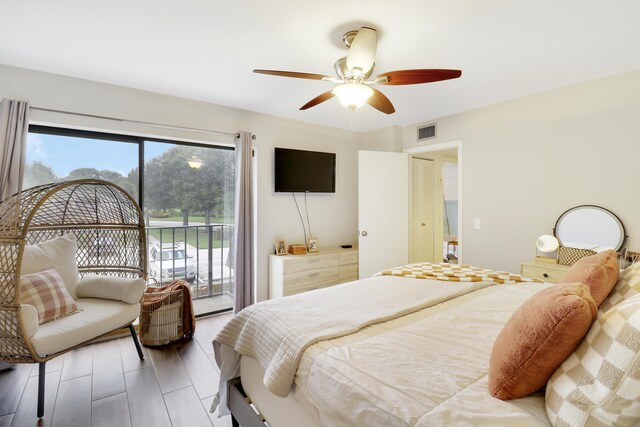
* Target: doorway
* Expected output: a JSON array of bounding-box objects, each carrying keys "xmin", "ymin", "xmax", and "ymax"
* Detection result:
[{"xmin": 405, "ymin": 141, "xmax": 462, "ymax": 264}]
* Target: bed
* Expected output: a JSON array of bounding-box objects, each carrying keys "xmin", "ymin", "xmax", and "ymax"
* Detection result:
[{"xmin": 212, "ymin": 263, "xmax": 558, "ymax": 427}]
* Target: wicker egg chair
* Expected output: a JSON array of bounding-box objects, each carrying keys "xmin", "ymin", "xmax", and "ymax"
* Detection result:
[{"xmin": 0, "ymin": 179, "xmax": 147, "ymax": 417}]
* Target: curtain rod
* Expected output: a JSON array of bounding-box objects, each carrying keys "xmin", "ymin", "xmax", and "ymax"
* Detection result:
[
  {"xmin": 32, "ymin": 106, "xmax": 236, "ymax": 137},
  {"xmin": 0, "ymin": 101, "xmax": 236, "ymax": 138}
]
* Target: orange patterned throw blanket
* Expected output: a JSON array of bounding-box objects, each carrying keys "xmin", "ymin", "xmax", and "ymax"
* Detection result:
[{"xmin": 377, "ymin": 262, "xmax": 542, "ymax": 285}]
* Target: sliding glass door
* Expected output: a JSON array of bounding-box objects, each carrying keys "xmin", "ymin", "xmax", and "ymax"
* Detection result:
[
  {"xmin": 144, "ymin": 140, "xmax": 235, "ymax": 315},
  {"xmin": 23, "ymin": 126, "xmax": 235, "ymax": 316}
]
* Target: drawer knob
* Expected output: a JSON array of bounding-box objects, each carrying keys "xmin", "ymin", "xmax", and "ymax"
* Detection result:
[{"xmin": 543, "ymin": 273, "xmax": 549, "ymax": 278}]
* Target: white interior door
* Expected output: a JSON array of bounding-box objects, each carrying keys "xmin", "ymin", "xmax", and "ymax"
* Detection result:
[
  {"xmin": 358, "ymin": 151, "xmax": 409, "ymax": 278},
  {"xmin": 411, "ymin": 158, "xmax": 435, "ymax": 263}
]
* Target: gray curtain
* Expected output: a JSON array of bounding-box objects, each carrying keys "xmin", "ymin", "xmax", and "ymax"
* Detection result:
[
  {"xmin": 233, "ymin": 131, "xmax": 254, "ymax": 313},
  {"xmin": 0, "ymin": 99, "xmax": 30, "ymax": 200}
]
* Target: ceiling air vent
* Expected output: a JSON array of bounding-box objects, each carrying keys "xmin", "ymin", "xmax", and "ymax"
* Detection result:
[{"xmin": 417, "ymin": 124, "xmax": 437, "ymax": 141}]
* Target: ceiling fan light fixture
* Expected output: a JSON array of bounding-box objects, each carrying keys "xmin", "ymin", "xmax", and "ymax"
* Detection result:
[
  {"xmin": 253, "ymin": 26, "xmax": 461, "ymax": 115},
  {"xmin": 332, "ymin": 83, "xmax": 374, "ymax": 110}
]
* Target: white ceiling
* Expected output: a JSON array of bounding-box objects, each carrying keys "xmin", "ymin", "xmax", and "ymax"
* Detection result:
[{"xmin": 1, "ymin": 0, "xmax": 639, "ymax": 132}]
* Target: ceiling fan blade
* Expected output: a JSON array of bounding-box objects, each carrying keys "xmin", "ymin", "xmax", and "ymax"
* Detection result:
[
  {"xmin": 377, "ymin": 69, "xmax": 462, "ymax": 85},
  {"xmin": 300, "ymin": 91, "xmax": 336, "ymax": 110},
  {"xmin": 367, "ymin": 88, "xmax": 395, "ymax": 114},
  {"xmin": 254, "ymin": 69, "xmax": 330, "ymax": 80},
  {"xmin": 346, "ymin": 27, "xmax": 377, "ymax": 75}
]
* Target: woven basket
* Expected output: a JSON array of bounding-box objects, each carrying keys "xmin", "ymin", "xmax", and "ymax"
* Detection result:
[{"xmin": 139, "ymin": 289, "xmax": 184, "ymax": 346}]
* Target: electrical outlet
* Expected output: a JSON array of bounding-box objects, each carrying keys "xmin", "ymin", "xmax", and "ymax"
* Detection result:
[{"xmin": 473, "ymin": 218, "xmax": 481, "ymax": 229}]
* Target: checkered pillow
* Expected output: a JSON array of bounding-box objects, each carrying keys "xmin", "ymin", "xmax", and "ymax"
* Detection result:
[
  {"xmin": 545, "ymin": 294, "xmax": 640, "ymax": 426},
  {"xmin": 20, "ymin": 268, "xmax": 79, "ymax": 324},
  {"xmin": 599, "ymin": 262, "xmax": 640, "ymax": 315}
]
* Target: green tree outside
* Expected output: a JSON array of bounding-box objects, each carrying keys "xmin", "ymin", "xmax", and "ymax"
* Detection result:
[
  {"xmin": 144, "ymin": 145, "xmax": 234, "ymax": 225},
  {"xmin": 23, "ymin": 161, "xmax": 57, "ymax": 188},
  {"xmin": 23, "ymin": 144, "xmax": 235, "ymax": 227}
]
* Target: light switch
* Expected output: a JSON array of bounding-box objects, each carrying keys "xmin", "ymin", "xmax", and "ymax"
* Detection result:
[{"xmin": 473, "ymin": 218, "xmax": 481, "ymax": 229}]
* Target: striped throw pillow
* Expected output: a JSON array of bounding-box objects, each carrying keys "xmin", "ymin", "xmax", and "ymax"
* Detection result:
[
  {"xmin": 20, "ymin": 268, "xmax": 79, "ymax": 324},
  {"xmin": 545, "ymin": 293, "xmax": 640, "ymax": 426}
]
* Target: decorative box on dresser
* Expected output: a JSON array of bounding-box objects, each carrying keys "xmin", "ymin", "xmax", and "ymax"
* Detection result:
[
  {"xmin": 521, "ymin": 260, "xmax": 570, "ymax": 283},
  {"xmin": 269, "ymin": 246, "xmax": 359, "ymax": 298}
]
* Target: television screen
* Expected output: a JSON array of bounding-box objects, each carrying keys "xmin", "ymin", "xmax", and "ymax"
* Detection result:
[{"xmin": 274, "ymin": 148, "xmax": 336, "ymax": 193}]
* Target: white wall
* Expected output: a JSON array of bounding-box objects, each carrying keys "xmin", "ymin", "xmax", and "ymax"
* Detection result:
[
  {"xmin": 0, "ymin": 64, "xmax": 361, "ymax": 302},
  {"xmin": 361, "ymin": 126, "xmax": 403, "ymax": 152},
  {"xmin": 402, "ymin": 70, "xmax": 640, "ymax": 274}
]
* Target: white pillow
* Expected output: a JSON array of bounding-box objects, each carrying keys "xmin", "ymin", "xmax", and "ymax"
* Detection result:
[
  {"xmin": 545, "ymin": 294, "xmax": 640, "ymax": 426},
  {"xmin": 76, "ymin": 274, "xmax": 145, "ymax": 305},
  {"xmin": 20, "ymin": 304, "xmax": 39, "ymax": 338},
  {"xmin": 22, "ymin": 234, "xmax": 80, "ymax": 298}
]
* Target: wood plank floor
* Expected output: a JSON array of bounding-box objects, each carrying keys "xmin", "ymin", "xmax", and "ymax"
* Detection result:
[{"xmin": 0, "ymin": 313, "xmax": 233, "ymax": 427}]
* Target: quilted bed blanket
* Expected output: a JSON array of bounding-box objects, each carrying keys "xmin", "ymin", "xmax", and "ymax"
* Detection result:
[
  {"xmin": 377, "ymin": 262, "xmax": 542, "ymax": 284},
  {"xmin": 214, "ymin": 275, "xmax": 492, "ymax": 399}
]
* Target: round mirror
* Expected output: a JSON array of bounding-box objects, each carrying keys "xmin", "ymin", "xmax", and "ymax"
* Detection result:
[{"xmin": 554, "ymin": 205, "xmax": 626, "ymax": 252}]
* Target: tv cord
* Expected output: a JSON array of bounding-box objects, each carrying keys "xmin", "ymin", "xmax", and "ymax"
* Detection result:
[{"xmin": 292, "ymin": 192, "xmax": 307, "ymax": 248}]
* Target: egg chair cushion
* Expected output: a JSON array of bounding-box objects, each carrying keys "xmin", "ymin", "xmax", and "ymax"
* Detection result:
[
  {"xmin": 29, "ymin": 298, "xmax": 140, "ymax": 357},
  {"xmin": 20, "ymin": 304, "xmax": 40, "ymax": 338},
  {"xmin": 22, "ymin": 234, "xmax": 80, "ymax": 298}
]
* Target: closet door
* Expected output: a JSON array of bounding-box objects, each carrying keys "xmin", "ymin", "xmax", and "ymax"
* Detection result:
[
  {"xmin": 410, "ymin": 158, "xmax": 435, "ymax": 263},
  {"xmin": 358, "ymin": 151, "xmax": 409, "ymax": 278}
]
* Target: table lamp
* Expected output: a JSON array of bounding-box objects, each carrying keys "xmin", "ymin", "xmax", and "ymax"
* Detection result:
[{"xmin": 536, "ymin": 235, "xmax": 559, "ymax": 263}]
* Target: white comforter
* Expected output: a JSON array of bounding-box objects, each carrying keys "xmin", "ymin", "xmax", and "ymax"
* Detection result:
[
  {"xmin": 296, "ymin": 283, "xmax": 552, "ymax": 427},
  {"xmin": 213, "ymin": 276, "xmax": 491, "ymax": 409}
]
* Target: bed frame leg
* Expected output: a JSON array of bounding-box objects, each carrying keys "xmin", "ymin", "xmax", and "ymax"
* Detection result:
[
  {"xmin": 129, "ymin": 324, "xmax": 144, "ymax": 360},
  {"xmin": 37, "ymin": 362, "xmax": 46, "ymax": 418}
]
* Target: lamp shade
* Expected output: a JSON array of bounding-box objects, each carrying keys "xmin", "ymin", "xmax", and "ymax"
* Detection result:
[
  {"xmin": 536, "ymin": 235, "xmax": 559, "ymax": 253},
  {"xmin": 332, "ymin": 83, "xmax": 374, "ymax": 110}
]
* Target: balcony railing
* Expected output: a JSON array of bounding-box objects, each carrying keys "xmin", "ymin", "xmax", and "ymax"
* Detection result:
[{"xmin": 145, "ymin": 224, "xmax": 234, "ymax": 311}]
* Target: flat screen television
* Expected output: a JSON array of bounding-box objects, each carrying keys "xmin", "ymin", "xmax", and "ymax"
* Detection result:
[{"xmin": 274, "ymin": 147, "xmax": 336, "ymax": 193}]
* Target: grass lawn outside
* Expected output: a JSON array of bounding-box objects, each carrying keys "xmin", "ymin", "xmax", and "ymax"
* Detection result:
[
  {"xmin": 149, "ymin": 216, "xmax": 233, "ymax": 224},
  {"xmin": 147, "ymin": 226, "xmax": 232, "ymax": 249}
]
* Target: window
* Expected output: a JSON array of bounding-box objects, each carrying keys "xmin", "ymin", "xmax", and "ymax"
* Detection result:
[
  {"xmin": 25, "ymin": 127, "xmax": 139, "ymax": 200},
  {"xmin": 23, "ymin": 126, "xmax": 235, "ymax": 316}
]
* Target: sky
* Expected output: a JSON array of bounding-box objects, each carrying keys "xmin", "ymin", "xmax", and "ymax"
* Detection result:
[{"xmin": 26, "ymin": 133, "xmax": 173, "ymax": 177}]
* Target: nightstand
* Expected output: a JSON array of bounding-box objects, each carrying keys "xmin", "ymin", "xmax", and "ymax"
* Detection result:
[{"xmin": 521, "ymin": 260, "xmax": 570, "ymax": 283}]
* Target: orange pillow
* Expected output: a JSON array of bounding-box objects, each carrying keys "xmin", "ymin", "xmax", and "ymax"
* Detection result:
[
  {"xmin": 488, "ymin": 283, "xmax": 597, "ymax": 400},
  {"xmin": 558, "ymin": 250, "xmax": 619, "ymax": 306}
]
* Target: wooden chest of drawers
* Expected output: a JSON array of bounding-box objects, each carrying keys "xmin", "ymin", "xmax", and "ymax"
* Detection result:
[
  {"xmin": 269, "ymin": 246, "xmax": 359, "ymax": 298},
  {"xmin": 521, "ymin": 260, "xmax": 570, "ymax": 283}
]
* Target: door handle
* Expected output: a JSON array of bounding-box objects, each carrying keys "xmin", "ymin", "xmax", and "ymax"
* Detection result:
[{"xmin": 361, "ymin": 231, "xmax": 368, "ymax": 237}]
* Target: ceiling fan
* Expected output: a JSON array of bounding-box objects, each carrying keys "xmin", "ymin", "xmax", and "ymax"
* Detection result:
[{"xmin": 254, "ymin": 27, "xmax": 462, "ymax": 114}]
